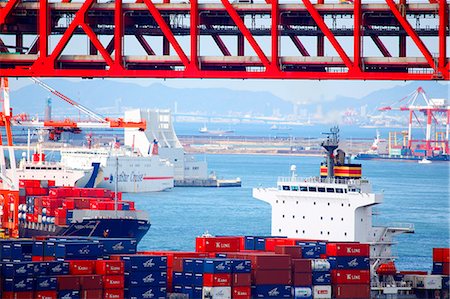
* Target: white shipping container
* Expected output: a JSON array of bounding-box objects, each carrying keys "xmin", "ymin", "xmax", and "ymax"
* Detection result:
[
  {"xmin": 311, "ymin": 259, "xmax": 331, "ymax": 271},
  {"xmin": 313, "ymin": 285, "xmax": 332, "ymax": 299},
  {"xmin": 293, "ymin": 287, "xmax": 312, "ymax": 298},
  {"xmin": 414, "ymin": 275, "xmax": 442, "ymax": 289},
  {"xmin": 202, "ymin": 287, "xmax": 231, "ymax": 299}
]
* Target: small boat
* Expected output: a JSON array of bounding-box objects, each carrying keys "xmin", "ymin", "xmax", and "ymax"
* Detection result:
[
  {"xmin": 199, "ymin": 125, "xmax": 208, "ymax": 133},
  {"xmin": 418, "ymin": 157, "xmax": 432, "ymax": 164}
]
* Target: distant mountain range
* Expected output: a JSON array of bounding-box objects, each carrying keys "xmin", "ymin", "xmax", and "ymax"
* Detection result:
[{"xmin": 9, "ymin": 79, "xmax": 448, "ymax": 121}]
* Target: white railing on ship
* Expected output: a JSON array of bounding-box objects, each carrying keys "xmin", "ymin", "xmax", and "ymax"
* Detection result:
[{"xmin": 277, "ymin": 176, "xmax": 367, "ymax": 186}]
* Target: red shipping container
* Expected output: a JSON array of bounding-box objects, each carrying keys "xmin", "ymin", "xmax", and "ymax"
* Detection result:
[
  {"xmin": 233, "ymin": 287, "xmax": 251, "ymax": 299},
  {"xmin": 333, "ymin": 284, "xmax": 371, "ymax": 298},
  {"xmin": 81, "ymin": 289, "xmax": 103, "ymax": 299},
  {"xmin": 247, "ymin": 253, "xmax": 291, "ymax": 270},
  {"xmin": 57, "ymin": 276, "xmax": 80, "ymax": 290},
  {"xmin": 1, "ymin": 292, "xmax": 34, "ymax": 299},
  {"xmin": 274, "ymin": 245, "xmax": 302, "ymax": 259},
  {"xmin": 252, "ymin": 269, "xmax": 291, "ymax": 285},
  {"xmin": 111, "ymin": 192, "xmax": 122, "ymax": 201},
  {"xmin": 74, "ymin": 198, "xmax": 90, "ymax": 209},
  {"xmin": 265, "ymin": 238, "xmax": 299, "ymax": 251},
  {"xmin": 203, "ymin": 273, "xmax": 232, "ymax": 287},
  {"xmin": 32, "ymin": 256, "xmax": 44, "ymax": 261},
  {"xmin": 195, "ymin": 237, "xmax": 241, "ymax": 253},
  {"xmin": 62, "ymin": 199, "xmax": 75, "ymax": 210},
  {"xmin": 292, "ymin": 259, "xmax": 312, "ymax": 273},
  {"xmin": 172, "ymin": 257, "xmax": 184, "ymax": 272},
  {"xmin": 292, "ymin": 272, "xmax": 313, "ymax": 286},
  {"xmin": 96, "ymin": 260, "xmax": 124, "ymax": 275},
  {"xmin": 43, "ymin": 256, "xmax": 55, "ymax": 261},
  {"xmin": 79, "ymin": 275, "xmax": 103, "ymax": 290},
  {"xmin": 20, "ymin": 180, "xmax": 41, "ymax": 188},
  {"xmin": 69, "ymin": 260, "xmax": 94, "ymax": 275},
  {"xmin": 26, "ymin": 214, "xmax": 34, "ymax": 223},
  {"xmin": 232, "ymin": 273, "xmax": 251, "ymax": 286},
  {"xmin": 35, "ymin": 291, "xmax": 57, "ymax": 299},
  {"xmin": 331, "ymin": 270, "xmax": 370, "ymax": 284},
  {"xmin": 444, "ymin": 263, "xmax": 450, "ymax": 275},
  {"xmin": 103, "ymin": 275, "xmax": 124, "ymax": 289},
  {"xmin": 103, "ymin": 289, "xmax": 124, "ymax": 299},
  {"xmin": 326, "ymin": 243, "xmax": 370, "ymax": 257},
  {"xmin": 433, "ymin": 248, "xmax": 450, "ymax": 263}
]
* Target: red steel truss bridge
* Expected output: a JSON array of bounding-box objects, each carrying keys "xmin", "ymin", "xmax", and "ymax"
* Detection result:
[{"xmin": 0, "ymin": 0, "xmax": 448, "ymax": 80}]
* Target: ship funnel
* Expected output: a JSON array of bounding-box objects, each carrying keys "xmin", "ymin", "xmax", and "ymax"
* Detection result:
[{"xmin": 321, "ymin": 126, "xmax": 340, "ymax": 178}]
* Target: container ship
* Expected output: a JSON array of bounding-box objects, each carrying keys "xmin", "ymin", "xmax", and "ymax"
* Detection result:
[
  {"xmin": 252, "ymin": 127, "xmax": 442, "ymax": 296},
  {"xmin": 0, "ymin": 180, "xmax": 150, "ymax": 242}
]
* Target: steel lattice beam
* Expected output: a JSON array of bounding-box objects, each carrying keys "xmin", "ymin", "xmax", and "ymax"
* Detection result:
[{"xmin": 0, "ymin": 0, "xmax": 448, "ymax": 80}]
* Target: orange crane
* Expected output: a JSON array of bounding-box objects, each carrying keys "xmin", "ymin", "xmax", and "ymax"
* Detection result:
[
  {"xmin": 378, "ymin": 87, "xmax": 449, "ymax": 154},
  {"xmin": 10, "ymin": 77, "xmax": 146, "ymax": 138}
]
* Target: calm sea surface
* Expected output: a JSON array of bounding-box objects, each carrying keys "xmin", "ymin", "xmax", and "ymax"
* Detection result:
[{"xmin": 129, "ymin": 154, "xmax": 449, "ymax": 272}]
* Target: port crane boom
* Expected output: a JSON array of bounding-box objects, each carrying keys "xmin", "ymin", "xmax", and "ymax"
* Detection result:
[
  {"xmin": 11, "ymin": 78, "xmax": 146, "ymax": 135},
  {"xmin": 378, "ymin": 87, "xmax": 449, "ymax": 154}
]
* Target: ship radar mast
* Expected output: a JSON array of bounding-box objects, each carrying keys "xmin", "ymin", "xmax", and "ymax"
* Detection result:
[{"xmin": 321, "ymin": 126, "xmax": 339, "ymax": 178}]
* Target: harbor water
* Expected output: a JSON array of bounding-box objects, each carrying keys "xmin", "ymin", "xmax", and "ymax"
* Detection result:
[{"xmin": 130, "ymin": 154, "xmax": 449, "ymax": 272}]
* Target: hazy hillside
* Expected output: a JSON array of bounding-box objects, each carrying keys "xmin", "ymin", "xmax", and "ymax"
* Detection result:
[
  {"xmin": 10, "ymin": 79, "xmax": 293, "ymax": 117},
  {"xmin": 9, "ymin": 79, "xmax": 448, "ymax": 119}
]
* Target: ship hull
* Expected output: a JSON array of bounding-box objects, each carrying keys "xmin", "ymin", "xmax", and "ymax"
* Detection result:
[{"xmin": 19, "ymin": 218, "xmax": 150, "ymax": 242}]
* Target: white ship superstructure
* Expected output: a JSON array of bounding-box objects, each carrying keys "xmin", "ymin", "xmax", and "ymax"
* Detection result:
[
  {"xmin": 124, "ymin": 109, "xmax": 208, "ymax": 181},
  {"xmin": 253, "ymin": 127, "xmax": 414, "ymax": 280},
  {"xmin": 0, "ymin": 150, "xmax": 86, "ymax": 190},
  {"xmin": 60, "ymin": 145, "xmax": 174, "ymax": 193}
]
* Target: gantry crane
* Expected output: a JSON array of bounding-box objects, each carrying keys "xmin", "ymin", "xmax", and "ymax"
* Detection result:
[{"xmin": 378, "ymin": 87, "xmax": 450, "ymax": 154}]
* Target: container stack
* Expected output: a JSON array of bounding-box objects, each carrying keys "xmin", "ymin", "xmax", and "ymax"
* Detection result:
[
  {"xmin": 327, "ymin": 242, "xmax": 371, "ymax": 299},
  {"xmin": 18, "ymin": 185, "xmax": 135, "ymax": 228},
  {"xmin": 121, "ymin": 254, "xmax": 168, "ymax": 299},
  {"xmin": 96, "ymin": 260, "xmax": 124, "ymax": 299}
]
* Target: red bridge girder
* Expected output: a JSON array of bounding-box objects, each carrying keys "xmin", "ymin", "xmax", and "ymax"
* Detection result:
[{"xmin": 0, "ymin": 0, "xmax": 448, "ymax": 80}]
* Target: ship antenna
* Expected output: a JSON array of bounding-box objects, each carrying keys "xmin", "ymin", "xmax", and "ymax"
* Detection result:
[{"xmin": 321, "ymin": 126, "xmax": 339, "ymax": 179}]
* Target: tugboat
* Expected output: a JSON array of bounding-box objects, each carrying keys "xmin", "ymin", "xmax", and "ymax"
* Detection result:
[{"xmin": 253, "ymin": 127, "xmax": 416, "ymax": 296}]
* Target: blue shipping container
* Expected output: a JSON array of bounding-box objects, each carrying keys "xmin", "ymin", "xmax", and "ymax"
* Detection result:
[
  {"xmin": 245, "ymin": 236, "xmax": 255, "ymax": 250},
  {"xmin": 57, "ymin": 290, "xmax": 80, "ymax": 299},
  {"xmin": 432, "ymin": 262, "xmax": 443, "ymax": 274},
  {"xmin": 252, "ymin": 285, "xmax": 292, "ymax": 298},
  {"xmin": 442, "ymin": 276, "xmax": 449, "ymax": 289},
  {"xmin": 183, "ymin": 258, "xmax": 196, "ymax": 273},
  {"xmin": 125, "ymin": 270, "xmax": 167, "ymax": 286},
  {"xmin": 32, "ymin": 262, "xmax": 48, "ymax": 276},
  {"xmin": 125, "ymin": 286, "xmax": 167, "ymax": 299},
  {"xmin": 181, "ymin": 285, "xmax": 203, "ymax": 298},
  {"xmin": 203, "ymin": 259, "xmax": 232, "ymax": 274},
  {"xmin": 32, "ymin": 241, "xmax": 44, "ymax": 257},
  {"xmin": 192, "ymin": 273, "xmax": 203, "ymax": 287},
  {"xmin": 35, "ymin": 276, "xmax": 57, "ymax": 291},
  {"xmin": 300, "ymin": 245, "xmax": 321, "ymax": 259},
  {"xmin": 255, "ymin": 238, "xmax": 267, "ymax": 251},
  {"xmin": 12, "ymin": 241, "xmax": 33, "ymax": 262},
  {"xmin": 2, "ymin": 262, "xmax": 35, "ymax": 277},
  {"xmin": 122, "ymin": 255, "xmax": 167, "ymax": 272},
  {"xmin": 2, "ymin": 277, "xmax": 34, "ymax": 291},
  {"xmin": 94, "ymin": 238, "xmax": 137, "ymax": 255},
  {"xmin": 55, "ymin": 242, "xmax": 103, "ymax": 259},
  {"xmin": 47, "ymin": 261, "xmax": 70, "ymax": 275},
  {"xmin": 312, "ymin": 271, "xmax": 331, "ymax": 285},
  {"xmin": 230, "ymin": 259, "xmax": 251, "ymax": 273},
  {"xmin": 0, "ymin": 241, "xmax": 12, "ymax": 261},
  {"xmin": 328, "ymin": 256, "xmax": 370, "ymax": 270}
]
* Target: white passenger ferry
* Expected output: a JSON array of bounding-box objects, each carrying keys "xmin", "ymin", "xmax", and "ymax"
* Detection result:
[
  {"xmin": 253, "ymin": 127, "xmax": 416, "ymax": 295},
  {"xmin": 60, "ymin": 142, "xmax": 174, "ymax": 193}
]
